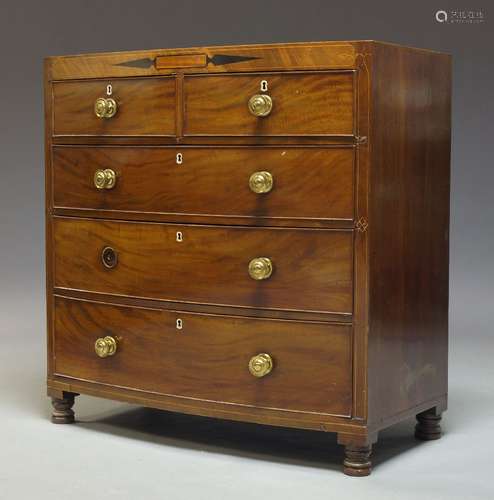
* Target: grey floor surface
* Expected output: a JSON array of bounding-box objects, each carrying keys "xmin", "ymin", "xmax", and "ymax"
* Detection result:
[{"xmin": 1, "ymin": 296, "xmax": 492, "ymax": 500}]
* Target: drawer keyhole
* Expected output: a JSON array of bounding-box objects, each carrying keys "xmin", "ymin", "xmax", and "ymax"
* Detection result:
[{"xmin": 101, "ymin": 246, "xmax": 118, "ymax": 269}]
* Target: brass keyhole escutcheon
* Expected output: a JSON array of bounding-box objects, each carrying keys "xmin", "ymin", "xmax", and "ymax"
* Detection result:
[
  {"xmin": 94, "ymin": 169, "xmax": 116, "ymax": 190},
  {"xmin": 249, "ymin": 171, "xmax": 273, "ymax": 194},
  {"xmin": 248, "ymin": 257, "xmax": 273, "ymax": 280},
  {"xmin": 248, "ymin": 353, "xmax": 273, "ymax": 378},
  {"xmin": 101, "ymin": 246, "xmax": 118, "ymax": 269},
  {"xmin": 248, "ymin": 94, "xmax": 273, "ymax": 117},
  {"xmin": 94, "ymin": 97, "xmax": 118, "ymax": 118},
  {"xmin": 95, "ymin": 336, "xmax": 118, "ymax": 358}
]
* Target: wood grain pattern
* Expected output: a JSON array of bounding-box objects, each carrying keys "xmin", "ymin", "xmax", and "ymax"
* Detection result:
[
  {"xmin": 53, "ymin": 217, "xmax": 353, "ymax": 314},
  {"xmin": 367, "ymin": 44, "xmax": 451, "ymax": 426},
  {"xmin": 53, "ymin": 288, "xmax": 351, "ymax": 324},
  {"xmin": 47, "ymin": 42, "xmax": 357, "ymax": 80},
  {"xmin": 51, "ymin": 208, "xmax": 355, "ymax": 230},
  {"xmin": 44, "ymin": 41, "xmax": 451, "ymax": 474},
  {"xmin": 184, "ymin": 72, "xmax": 354, "ymax": 136},
  {"xmin": 155, "ymin": 53, "xmax": 207, "ymax": 69},
  {"xmin": 51, "ymin": 135, "xmax": 358, "ymax": 147},
  {"xmin": 53, "ymin": 77, "xmax": 175, "ymax": 136},
  {"xmin": 47, "ymin": 371, "xmax": 444, "ymax": 435},
  {"xmin": 52, "ymin": 146, "xmax": 354, "ymax": 222},
  {"xmin": 44, "ymin": 58, "xmax": 56, "ymax": 378},
  {"xmin": 54, "ymin": 297, "xmax": 352, "ymax": 415},
  {"xmin": 351, "ymin": 47, "xmax": 372, "ymax": 420}
]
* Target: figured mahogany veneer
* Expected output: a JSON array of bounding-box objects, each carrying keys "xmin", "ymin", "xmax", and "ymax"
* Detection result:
[
  {"xmin": 183, "ymin": 72, "xmax": 354, "ymax": 136},
  {"xmin": 53, "ymin": 217, "xmax": 353, "ymax": 314},
  {"xmin": 54, "ymin": 297, "xmax": 352, "ymax": 416},
  {"xmin": 45, "ymin": 41, "xmax": 451, "ymax": 477},
  {"xmin": 53, "ymin": 77, "xmax": 176, "ymax": 136},
  {"xmin": 52, "ymin": 146, "xmax": 354, "ymax": 223}
]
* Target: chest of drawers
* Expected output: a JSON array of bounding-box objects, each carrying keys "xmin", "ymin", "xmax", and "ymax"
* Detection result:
[{"xmin": 45, "ymin": 41, "xmax": 451, "ymax": 476}]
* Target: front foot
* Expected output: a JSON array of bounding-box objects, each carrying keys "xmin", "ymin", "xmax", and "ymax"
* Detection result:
[
  {"xmin": 343, "ymin": 444, "xmax": 372, "ymax": 476},
  {"xmin": 415, "ymin": 408, "xmax": 442, "ymax": 441},
  {"xmin": 51, "ymin": 392, "xmax": 77, "ymax": 424},
  {"xmin": 338, "ymin": 432, "xmax": 377, "ymax": 477}
]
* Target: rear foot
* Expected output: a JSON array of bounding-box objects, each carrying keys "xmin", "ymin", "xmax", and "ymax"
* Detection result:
[{"xmin": 415, "ymin": 408, "xmax": 442, "ymax": 440}]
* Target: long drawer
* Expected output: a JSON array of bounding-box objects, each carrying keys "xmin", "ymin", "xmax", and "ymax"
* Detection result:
[
  {"xmin": 53, "ymin": 297, "xmax": 353, "ymax": 416},
  {"xmin": 52, "ymin": 146, "xmax": 354, "ymax": 222},
  {"xmin": 184, "ymin": 72, "xmax": 354, "ymax": 136},
  {"xmin": 53, "ymin": 218, "xmax": 353, "ymax": 315}
]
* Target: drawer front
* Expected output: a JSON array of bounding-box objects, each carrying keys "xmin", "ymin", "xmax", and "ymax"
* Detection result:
[
  {"xmin": 184, "ymin": 72, "xmax": 354, "ymax": 136},
  {"xmin": 54, "ymin": 297, "xmax": 352, "ymax": 416},
  {"xmin": 52, "ymin": 77, "xmax": 176, "ymax": 136},
  {"xmin": 53, "ymin": 218, "xmax": 353, "ymax": 314},
  {"xmin": 52, "ymin": 146, "xmax": 354, "ymax": 221}
]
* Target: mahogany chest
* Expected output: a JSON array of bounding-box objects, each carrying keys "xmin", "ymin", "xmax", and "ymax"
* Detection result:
[{"xmin": 45, "ymin": 41, "xmax": 451, "ymax": 476}]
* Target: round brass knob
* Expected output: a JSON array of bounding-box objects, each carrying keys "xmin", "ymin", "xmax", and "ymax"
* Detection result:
[
  {"xmin": 248, "ymin": 257, "xmax": 273, "ymax": 280},
  {"xmin": 249, "ymin": 171, "xmax": 273, "ymax": 194},
  {"xmin": 249, "ymin": 353, "xmax": 273, "ymax": 378},
  {"xmin": 101, "ymin": 246, "xmax": 118, "ymax": 269},
  {"xmin": 248, "ymin": 94, "xmax": 273, "ymax": 117},
  {"xmin": 94, "ymin": 169, "xmax": 117, "ymax": 190},
  {"xmin": 95, "ymin": 336, "xmax": 118, "ymax": 358},
  {"xmin": 94, "ymin": 97, "xmax": 118, "ymax": 118}
]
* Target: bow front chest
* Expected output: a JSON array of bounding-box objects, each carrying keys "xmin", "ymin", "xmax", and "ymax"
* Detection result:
[{"xmin": 45, "ymin": 41, "xmax": 451, "ymax": 476}]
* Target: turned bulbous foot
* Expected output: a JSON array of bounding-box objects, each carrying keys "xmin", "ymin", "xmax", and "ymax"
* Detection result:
[
  {"xmin": 415, "ymin": 408, "xmax": 442, "ymax": 441},
  {"xmin": 343, "ymin": 444, "xmax": 372, "ymax": 476},
  {"xmin": 51, "ymin": 393, "xmax": 77, "ymax": 424}
]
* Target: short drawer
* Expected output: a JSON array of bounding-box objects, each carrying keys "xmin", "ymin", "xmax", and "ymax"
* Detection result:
[
  {"xmin": 52, "ymin": 77, "xmax": 176, "ymax": 136},
  {"xmin": 53, "ymin": 297, "xmax": 352, "ymax": 416},
  {"xmin": 53, "ymin": 218, "xmax": 353, "ymax": 315},
  {"xmin": 184, "ymin": 72, "xmax": 354, "ymax": 136},
  {"xmin": 52, "ymin": 146, "xmax": 354, "ymax": 222}
]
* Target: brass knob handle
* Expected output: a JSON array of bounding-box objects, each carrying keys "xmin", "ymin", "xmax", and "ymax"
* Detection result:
[
  {"xmin": 248, "ymin": 257, "xmax": 273, "ymax": 280},
  {"xmin": 249, "ymin": 171, "xmax": 273, "ymax": 194},
  {"xmin": 249, "ymin": 353, "xmax": 273, "ymax": 378},
  {"xmin": 94, "ymin": 169, "xmax": 117, "ymax": 190},
  {"xmin": 248, "ymin": 94, "xmax": 273, "ymax": 117},
  {"xmin": 94, "ymin": 97, "xmax": 118, "ymax": 118},
  {"xmin": 95, "ymin": 336, "xmax": 118, "ymax": 358}
]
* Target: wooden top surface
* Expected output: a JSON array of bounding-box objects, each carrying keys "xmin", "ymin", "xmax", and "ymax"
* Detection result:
[
  {"xmin": 45, "ymin": 40, "xmax": 449, "ymax": 80},
  {"xmin": 45, "ymin": 40, "xmax": 449, "ymax": 61}
]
